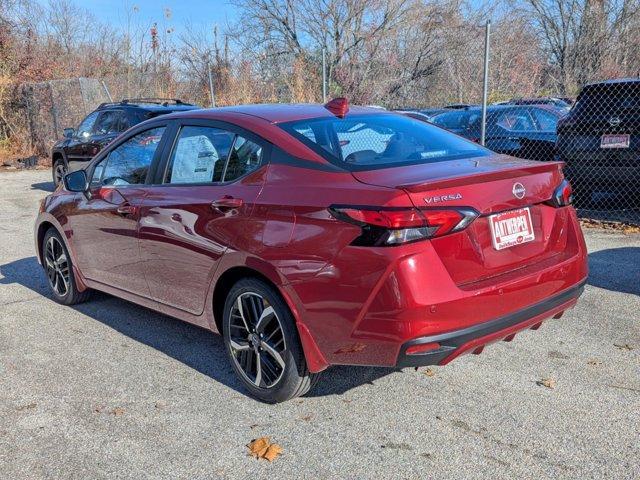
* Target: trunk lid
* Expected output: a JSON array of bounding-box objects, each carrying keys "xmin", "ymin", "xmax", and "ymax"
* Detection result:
[{"xmin": 352, "ymin": 155, "xmax": 573, "ymax": 286}]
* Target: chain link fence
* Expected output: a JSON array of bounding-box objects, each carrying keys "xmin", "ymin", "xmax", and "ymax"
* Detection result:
[
  {"xmin": 16, "ymin": 74, "xmax": 640, "ymax": 225},
  {"xmin": 423, "ymin": 81, "xmax": 639, "ymax": 225}
]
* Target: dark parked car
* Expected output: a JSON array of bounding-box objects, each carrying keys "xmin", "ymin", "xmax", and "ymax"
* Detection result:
[
  {"xmin": 51, "ymin": 98, "xmax": 199, "ymax": 186},
  {"xmin": 395, "ymin": 108, "xmax": 449, "ymax": 121},
  {"xmin": 497, "ymin": 97, "xmax": 571, "ymax": 115},
  {"xmin": 431, "ymin": 105, "xmax": 561, "ymax": 161},
  {"xmin": 556, "ymin": 78, "xmax": 640, "ymax": 205}
]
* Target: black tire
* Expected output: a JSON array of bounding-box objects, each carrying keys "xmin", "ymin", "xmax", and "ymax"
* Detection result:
[
  {"xmin": 42, "ymin": 228, "xmax": 91, "ymax": 305},
  {"xmin": 222, "ymin": 278, "xmax": 321, "ymax": 403},
  {"xmin": 52, "ymin": 159, "xmax": 67, "ymax": 187}
]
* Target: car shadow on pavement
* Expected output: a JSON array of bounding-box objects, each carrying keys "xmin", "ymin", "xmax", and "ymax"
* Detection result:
[
  {"xmin": 0, "ymin": 256, "xmax": 393, "ymax": 399},
  {"xmin": 588, "ymin": 247, "xmax": 640, "ymax": 296},
  {"xmin": 31, "ymin": 181, "xmax": 55, "ymax": 192}
]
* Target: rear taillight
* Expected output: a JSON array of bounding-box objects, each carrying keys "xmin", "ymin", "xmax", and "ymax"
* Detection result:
[
  {"xmin": 329, "ymin": 206, "xmax": 479, "ymax": 246},
  {"xmin": 547, "ymin": 179, "xmax": 573, "ymax": 207}
]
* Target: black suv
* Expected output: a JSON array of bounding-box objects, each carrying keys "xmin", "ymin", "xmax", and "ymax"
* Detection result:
[
  {"xmin": 556, "ymin": 79, "xmax": 640, "ymax": 207},
  {"xmin": 51, "ymin": 98, "xmax": 199, "ymax": 186}
]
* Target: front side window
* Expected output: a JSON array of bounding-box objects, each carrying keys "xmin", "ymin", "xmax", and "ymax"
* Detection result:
[
  {"xmin": 76, "ymin": 111, "xmax": 100, "ymax": 138},
  {"xmin": 93, "ymin": 126, "xmax": 165, "ymax": 186},
  {"xmin": 281, "ymin": 114, "xmax": 489, "ymax": 170},
  {"xmin": 93, "ymin": 110, "xmax": 129, "ymax": 135},
  {"xmin": 165, "ymin": 126, "xmax": 234, "ymax": 184}
]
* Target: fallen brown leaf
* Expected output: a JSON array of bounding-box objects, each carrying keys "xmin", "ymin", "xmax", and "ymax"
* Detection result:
[
  {"xmin": 247, "ymin": 437, "xmax": 283, "ymax": 462},
  {"xmin": 263, "ymin": 444, "xmax": 283, "ymax": 462},
  {"xmin": 424, "ymin": 368, "xmax": 435, "ymax": 377},
  {"xmin": 111, "ymin": 407, "xmax": 125, "ymax": 416},
  {"xmin": 300, "ymin": 414, "xmax": 313, "ymax": 422},
  {"xmin": 536, "ymin": 378, "xmax": 557, "ymax": 389}
]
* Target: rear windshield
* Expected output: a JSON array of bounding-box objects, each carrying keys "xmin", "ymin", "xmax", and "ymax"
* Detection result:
[
  {"xmin": 432, "ymin": 110, "xmax": 481, "ymax": 130},
  {"xmin": 279, "ymin": 114, "xmax": 489, "ymax": 170},
  {"xmin": 574, "ymin": 83, "xmax": 640, "ymax": 113}
]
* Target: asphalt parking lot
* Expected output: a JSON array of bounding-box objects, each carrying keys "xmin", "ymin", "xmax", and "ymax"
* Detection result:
[{"xmin": 0, "ymin": 169, "xmax": 638, "ymax": 479}]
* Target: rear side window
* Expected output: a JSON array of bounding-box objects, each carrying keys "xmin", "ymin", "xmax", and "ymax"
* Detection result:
[
  {"xmin": 164, "ymin": 126, "xmax": 263, "ymax": 184},
  {"xmin": 166, "ymin": 126, "xmax": 234, "ymax": 184},
  {"xmin": 224, "ymin": 136, "xmax": 262, "ymax": 182},
  {"xmin": 93, "ymin": 127, "xmax": 165, "ymax": 186},
  {"xmin": 280, "ymin": 114, "xmax": 488, "ymax": 170}
]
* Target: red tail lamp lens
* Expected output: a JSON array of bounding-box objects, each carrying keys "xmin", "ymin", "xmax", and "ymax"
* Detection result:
[
  {"xmin": 548, "ymin": 179, "xmax": 573, "ymax": 207},
  {"xmin": 338, "ymin": 208, "xmax": 425, "ymax": 228},
  {"xmin": 421, "ymin": 209, "xmax": 465, "ymax": 236},
  {"xmin": 329, "ymin": 206, "xmax": 478, "ymax": 246}
]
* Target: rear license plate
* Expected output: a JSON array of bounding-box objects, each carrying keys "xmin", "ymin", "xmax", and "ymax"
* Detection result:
[
  {"xmin": 601, "ymin": 134, "xmax": 630, "ymax": 149},
  {"xmin": 489, "ymin": 208, "xmax": 535, "ymax": 251}
]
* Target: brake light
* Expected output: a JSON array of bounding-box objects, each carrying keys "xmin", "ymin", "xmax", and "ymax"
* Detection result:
[
  {"xmin": 329, "ymin": 206, "xmax": 478, "ymax": 246},
  {"xmin": 325, "ymin": 97, "xmax": 349, "ymax": 118},
  {"xmin": 547, "ymin": 179, "xmax": 573, "ymax": 207}
]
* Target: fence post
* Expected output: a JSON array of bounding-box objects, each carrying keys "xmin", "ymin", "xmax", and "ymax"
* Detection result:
[
  {"xmin": 102, "ymin": 81, "xmax": 113, "ymax": 102},
  {"xmin": 322, "ymin": 47, "xmax": 327, "ymax": 103},
  {"xmin": 48, "ymin": 81, "xmax": 59, "ymax": 139},
  {"xmin": 208, "ymin": 62, "xmax": 216, "ymax": 108},
  {"xmin": 480, "ymin": 20, "xmax": 491, "ymax": 146}
]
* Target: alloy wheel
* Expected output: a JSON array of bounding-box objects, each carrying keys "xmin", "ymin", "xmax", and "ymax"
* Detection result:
[
  {"xmin": 44, "ymin": 236, "xmax": 70, "ymax": 297},
  {"xmin": 228, "ymin": 292, "xmax": 287, "ymax": 389}
]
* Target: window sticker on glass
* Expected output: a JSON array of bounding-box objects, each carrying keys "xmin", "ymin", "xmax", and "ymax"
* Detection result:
[{"xmin": 170, "ymin": 135, "xmax": 220, "ymax": 183}]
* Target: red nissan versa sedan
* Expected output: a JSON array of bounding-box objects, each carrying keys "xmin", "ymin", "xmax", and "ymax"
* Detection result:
[{"xmin": 35, "ymin": 99, "xmax": 588, "ymax": 403}]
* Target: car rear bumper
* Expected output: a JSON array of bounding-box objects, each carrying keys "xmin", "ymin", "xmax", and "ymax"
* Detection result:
[
  {"xmin": 286, "ymin": 207, "xmax": 589, "ymax": 371},
  {"xmin": 396, "ymin": 281, "xmax": 585, "ymax": 368}
]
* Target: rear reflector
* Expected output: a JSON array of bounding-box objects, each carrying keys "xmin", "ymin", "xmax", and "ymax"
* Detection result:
[
  {"xmin": 329, "ymin": 206, "xmax": 478, "ymax": 246},
  {"xmin": 406, "ymin": 342, "xmax": 441, "ymax": 355}
]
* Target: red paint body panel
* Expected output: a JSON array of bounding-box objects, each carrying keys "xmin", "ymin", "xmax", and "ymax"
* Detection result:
[{"xmin": 35, "ymin": 105, "xmax": 589, "ymax": 374}]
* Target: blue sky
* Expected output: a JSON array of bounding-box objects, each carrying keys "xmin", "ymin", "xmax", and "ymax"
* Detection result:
[{"xmin": 57, "ymin": 0, "xmax": 239, "ymax": 35}]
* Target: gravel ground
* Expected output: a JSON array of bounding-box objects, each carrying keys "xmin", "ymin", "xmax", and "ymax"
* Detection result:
[{"xmin": 1, "ymin": 170, "xmax": 639, "ymax": 480}]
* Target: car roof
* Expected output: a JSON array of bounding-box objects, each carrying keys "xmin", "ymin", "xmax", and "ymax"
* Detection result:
[
  {"xmin": 166, "ymin": 103, "xmax": 392, "ymax": 124},
  {"xmin": 432, "ymin": 104, "xmax": 559, "ymax": 120},
  {"xmin": 583, "ymin": 77, "xmax": 640, "ymax": 88},
  {"xmin": 97, "ymin": 100, "xmax": 199, "ymax": 112}
]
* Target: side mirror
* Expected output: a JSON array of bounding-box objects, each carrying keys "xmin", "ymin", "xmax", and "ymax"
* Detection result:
[
  {"xmin": 63, "ymin": 128, "xmax": 74, "ymax": 138},
  {"xmin": 63, "ymin": 169, "xmax": 88, "ymax": 192}
]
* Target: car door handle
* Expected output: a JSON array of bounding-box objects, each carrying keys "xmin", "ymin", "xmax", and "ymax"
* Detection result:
[
  {"xmin": 116, "ymin": 204, "xmax": 138, "ymax": 216},
  {"xmin": 211, "ymin": 197, "xmax": 243, "ymax": 211}
]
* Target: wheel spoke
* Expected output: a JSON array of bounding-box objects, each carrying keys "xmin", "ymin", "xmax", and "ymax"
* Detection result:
[
  {"xmin": 255, "ymin": 306, "xmax": 274, "ymax": 333},
  {"xmin": 236, "ymin": 296, "xmax": 251, "ymax": 333},
  {"xmin": 57, "ymin": 271, "xmax": 68, "ymax": 295},
  {"xmin": 254, "ymin": 352, "xmax": 262, "ymax": 387},
  {"xmin": 260, "ymin": 340, "xmax": 286, "ymax": 369},
  {"xmin": 230, "ymin": 339, "xmax": 251, "ymax": 351}
]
